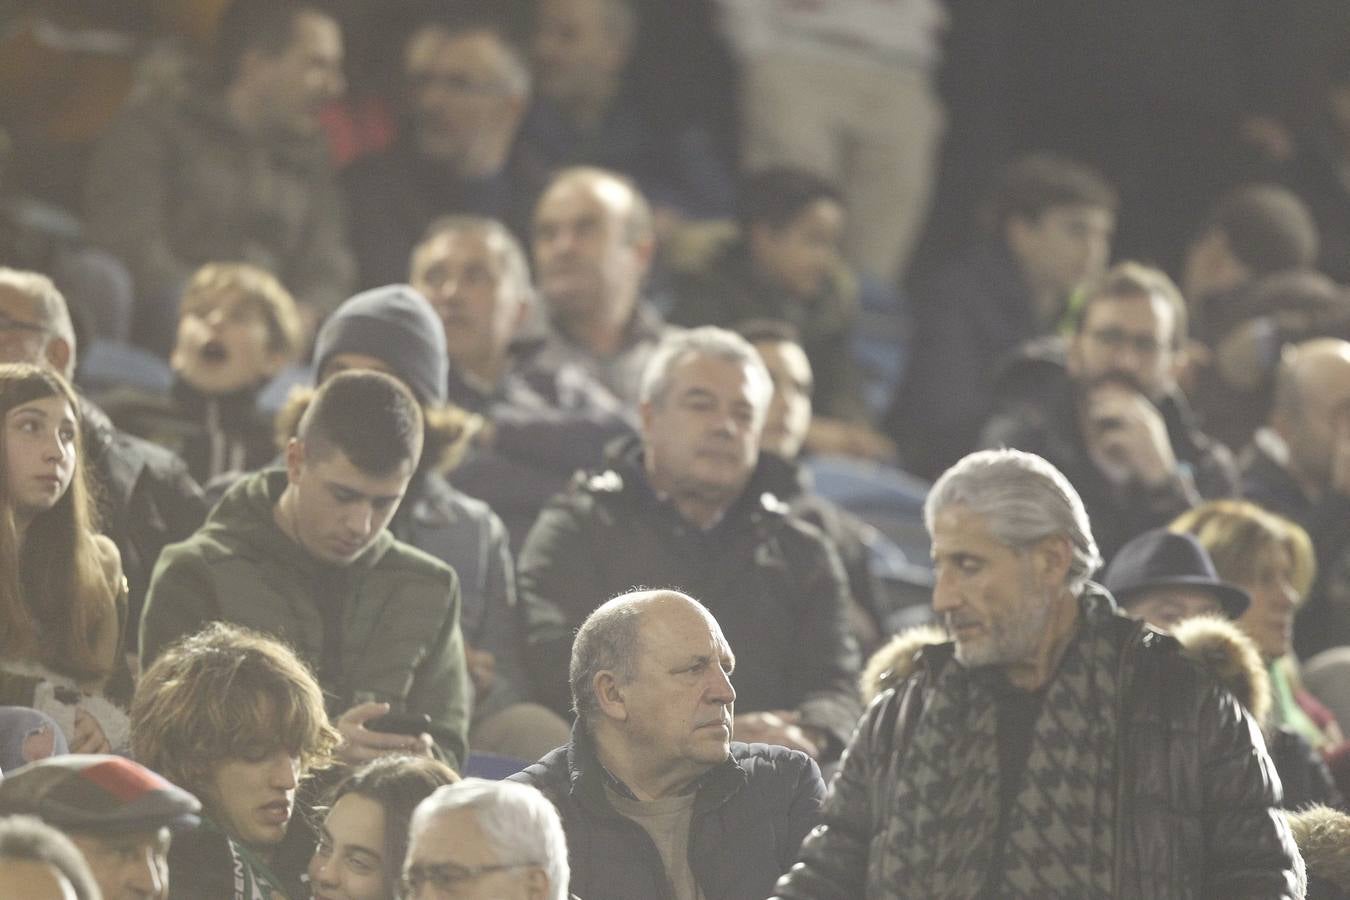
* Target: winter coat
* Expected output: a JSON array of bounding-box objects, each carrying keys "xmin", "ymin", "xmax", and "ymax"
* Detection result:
[
  {"xmin": 84, "ymin": 81, "xmax": 353, "ymax": 318},
  {"xmin": 389, "ymin": 468, "xmax": 528, "ymax": 725},
  {"xmin": 140, "ymin": 469, "xmax": 470, "ymax": 769},
  {"xmin": 97, "ymin": 377, "xmax": 276, "ymax": 487},
  {"xmin": 79, "ymin": 395, "xmax": 207, "ymax": 649},
  {"xmin": 775, "ymin": 586, "xmax": 1300, "ymax": 899},
  {"xmin": 511, "ymin": 724, "xmax": 824, "ymax": 900},
  {"xmin": 517, "ymin": 438, "xmax": 863, "ymax": 748},
  {"xmin": 979, "ymin": 341, "xmax": 1238, "ymax": 563}
]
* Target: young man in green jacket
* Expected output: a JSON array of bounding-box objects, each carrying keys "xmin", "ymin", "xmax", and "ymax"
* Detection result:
[{"xmin": 140, "ymin": 370, "xmax": 471, "ymax": 770}]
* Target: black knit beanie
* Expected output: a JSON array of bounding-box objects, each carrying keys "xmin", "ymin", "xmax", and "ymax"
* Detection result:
[{"xmin": 312, "ymin": 284, "xmax": 448, "ymax": 405}]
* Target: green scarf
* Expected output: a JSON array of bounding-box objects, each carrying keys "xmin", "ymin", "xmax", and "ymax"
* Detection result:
[
  {"xmin": 880, "ymin": 603, "xmax": 1121, "ymax": 898},
  {"xmin": 201, "ymin": 817, "xmax": 292, "ymax": 900}
]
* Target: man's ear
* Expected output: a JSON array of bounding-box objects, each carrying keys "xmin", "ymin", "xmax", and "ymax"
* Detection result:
[
  {"xmin": 285, "ymin": 437, "xmax": 305, "ymax": 485},
  {"xmin": 1031, "ymin": 533, "xmax": 1073, "ymax": 588},
  {"xmin": 44, "ymin": 336, "xmax": 72, "ymax": 378},
  {"xmin": 593, "ymin": 670, "xmax": 628, "ymax": 722},
  {"xmin": 524, "ymin": 867, "xmax": 550, "ymax": 900}
]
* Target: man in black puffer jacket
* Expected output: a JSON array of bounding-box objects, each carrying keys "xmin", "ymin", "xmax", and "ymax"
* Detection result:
[
  {"xmin": 512, "ymin": 589, "xmax": 825, "ymax": 900},
  {"xmin": 775, "ymin": 448, "xmax": 1299, "ymax": 899},
  {"xmin": 518, "ymin": 327, "xmax": 862, "ymax": 761}
]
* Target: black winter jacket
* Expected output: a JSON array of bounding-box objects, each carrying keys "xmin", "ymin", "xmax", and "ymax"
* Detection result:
[
  {"xmin": 80, "ymin": 395, "xmax": 206, "ymax": 648},
  {"xmin": 517, "ymin": 439, "xmax": 863, "ymax": 747},
  {"xmin": 512, "ymin": 725, "xmax": 825, "ymax": 900},
  {"xmin": 773, "ymin": 588, "xmax": 1301, "ymax": 899}
]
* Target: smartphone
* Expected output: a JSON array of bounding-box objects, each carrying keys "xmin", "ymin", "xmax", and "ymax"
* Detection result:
[{"xmin": 366, "ymin": 712, "xmax": 432, "ymax": 736}]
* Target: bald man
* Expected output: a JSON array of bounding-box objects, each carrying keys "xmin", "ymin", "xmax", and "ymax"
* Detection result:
[
  {"xmin": 1241, "ymin": 337, "xmax": 1350, "ymax": 656},
  {"xmin": 529, "ymin": 166, "xmax": 672, "ymax": 405},
  {"xmin": 511, "ymin": 590, "xmax": 825, "ymax": 900}
]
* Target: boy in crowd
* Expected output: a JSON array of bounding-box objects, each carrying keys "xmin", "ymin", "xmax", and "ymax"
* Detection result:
[
  {"xmin": 101, "ymin": 262, "xmax": 303, "ymax": 485},
  {"xmin": 132, "ymin": 623, "xmax": 341, "ymax": 899}
]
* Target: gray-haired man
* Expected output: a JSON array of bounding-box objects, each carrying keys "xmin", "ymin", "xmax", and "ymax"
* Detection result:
[
  {"xmin": 518, "ymin": 326, "xmax": 862, "ymax": 760},
  {"xmin": 775, "ymin": 448, "xmax": 1299, "ymax": 899},
  {"xmin": 402, "ymin": 778, "xmax": 569, "ymax": 900},
  {"xmin": 512, "ymin": 589, "xmax": 824, "ymax": 900}
]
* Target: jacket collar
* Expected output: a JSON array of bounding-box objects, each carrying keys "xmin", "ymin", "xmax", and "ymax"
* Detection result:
[
  {"xmin": 598, "ymin": 435, "xmax": 793, "ymax": 527},
  {"xmin": 206, "ymin": 469, "xmax": 393, "ymax": 572},
  {"xmin": 564, "ymin": 721, "xmax": 749, "ymax": 819}
]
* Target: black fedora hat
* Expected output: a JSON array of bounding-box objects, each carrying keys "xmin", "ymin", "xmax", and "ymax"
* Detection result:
[{"xmin": 1103, "ymin": 528, "xmax": 1250, "ymax": 620}]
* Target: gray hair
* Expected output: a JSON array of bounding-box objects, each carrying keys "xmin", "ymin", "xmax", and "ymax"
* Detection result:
[
  {"xmin": 638, "ymin": 327, "xmax": 773, "ymax": 414},
  {"xmin": 0, "ymin": 268, "xmax": 76, "ymax": 377},
  {"xmin": 416, "ymin": 215, "xmax": 535, "ymax": 310},
  {"xmin": 409, "ymin": 779, "xmax": 569, "ymax": 900},
  {"xmin": 568, "ymin": 589, "xmax": 712, "ymax": 726},
  {"xmin": 924, "ymin": 449, "xmax": 1103, "ymax": 592},
  {"xmin": 0, "ymin": 815, "xmax": 101, "ymax": 900}
]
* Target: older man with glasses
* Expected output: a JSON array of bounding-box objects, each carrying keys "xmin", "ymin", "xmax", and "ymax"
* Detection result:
[{"xmin": 401, "ymin": 779, "xmax": 570, "ymax": 900}]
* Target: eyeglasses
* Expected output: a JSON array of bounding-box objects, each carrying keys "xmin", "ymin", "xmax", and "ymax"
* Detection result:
[
  {"xmin": 399, "ymin": 861, "xmax": 538, "ymax": 898},
  {"xmin": 0, "ymin": 310, "xmax": 49, "ymax": 335},
  {"xmin": 1084, "ymin": 327, "xmax": 1164, "ymax": 358}
]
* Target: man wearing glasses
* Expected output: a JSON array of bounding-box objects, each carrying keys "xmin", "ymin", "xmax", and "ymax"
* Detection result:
[
  {"xmin": 980, "ymin": 261, "xmax": 1238, "ymax": 563},
  {"xmin": 402, "ymin": 779, "xmax": 570, "ymax": 900},
  {"xmin": 344, "ymin": 14, "xmax": 534, "ymax": 288}
]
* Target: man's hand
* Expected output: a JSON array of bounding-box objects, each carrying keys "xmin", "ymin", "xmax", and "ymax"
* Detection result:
[
  {"xmin": 336, "ymin": 702, "xmax": 433, "ymax": 765},
  {"xmin": 71, "ymin": 708, "xmax": 111, "ymax": 754},
  {"xmin": 733, "ymin": 710, "xmax": 821, "ymax": 759},
  {"xmin": 465, "ymin": 646, "xmax": 496, "ymax": 697},
  {"xmin": 1082, "ymin": 382, "xmax": 1177, "ymax": 488}
]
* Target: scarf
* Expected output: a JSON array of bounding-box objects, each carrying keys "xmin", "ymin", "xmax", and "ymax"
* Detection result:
[{"xmin": 882, "ymin": 603, "xmax": 1121, "ymax": 898}]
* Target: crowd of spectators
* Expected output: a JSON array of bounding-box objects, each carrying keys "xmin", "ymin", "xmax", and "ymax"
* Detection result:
[{"xmin": 5, "ymin": 0, "xmax": 1350, "ymax": 896}]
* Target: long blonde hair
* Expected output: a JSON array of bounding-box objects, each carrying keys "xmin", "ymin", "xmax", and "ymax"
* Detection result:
[{"xmin": 0, "ymin": 363, "xmax": 115, "ymax": 679}]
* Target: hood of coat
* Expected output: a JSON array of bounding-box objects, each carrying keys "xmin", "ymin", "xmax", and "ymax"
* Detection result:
[
  {"xmin": 1287, "ymin": 804, "xmax": 1350, "ymax": 891},
  {"xmin": 859, "ymin": 624, "xmax": 950, "ymax": 706},
  {"xmin": 202, "ymin": 467, "xmax": 395, "ymax": 573},
  {"xmin": 1170, "ymin": 614, "xmax": 1270, "ymax": 728}
]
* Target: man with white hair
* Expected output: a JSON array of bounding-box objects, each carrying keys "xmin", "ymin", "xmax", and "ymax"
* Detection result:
[
  {"xmin": 518, "ymin": 326, "xmax": 861, "ymax": 760},
  {"xmin": 402, "ymin": 778, "xmax": 569, "ymax": 900},
  {"xmin": 512, "ymin": 589, "xmax": 824, "ymax": 900},
  {"xmin": 774, "ymin": 448, "xmax": 1299, "ymax": 898}
]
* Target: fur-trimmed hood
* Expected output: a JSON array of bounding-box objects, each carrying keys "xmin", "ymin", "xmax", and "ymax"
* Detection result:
[
  {"xmin": 1288, "ymin": 804, "xmax": 1350, "ymax": 892},
  {"xmin": 859, "ymin": 614, "xmax": 1270, "ymax": 729},
  {"xmin": 860, "ymin": 625, "xmax": 948, "ymax": 706},
  {"xmin": 1171, "ymin": 615, "xmax": 1271, "ymax": 728}
]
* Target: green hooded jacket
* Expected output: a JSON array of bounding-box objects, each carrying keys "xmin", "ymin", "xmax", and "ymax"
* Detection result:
[{"xmin": 140, "ymin": 469, "xmax": 469, "ymax": 769}]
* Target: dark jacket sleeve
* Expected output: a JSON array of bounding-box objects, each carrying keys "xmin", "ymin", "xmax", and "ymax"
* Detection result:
[
  {"xmin": 470, "ymin": 513, "xmax": 532, "ymax": 719},
  {"xmin": 405, "ymin": 568, "xmax": 471, "ymax": 772},
  {"xmin": 1200, "ymin": 685, "xmax": 1303, "ymax": 896},
  {"xmin": 784, "ymin": 754, "xmax": 828, "ymax": 868},
  {"xmin": 788, "ymin": 526, "xmax": 864, "ymax": 750},
  {"xmin": 516, "ymin": 493, "xmax": 604, "ymax": 717},
  {"xmin": 138, "ymin": 546, "xmax": 218, "ymax": 672},
  {"xmin": 773, "ymin": 690, "xmax": 904, "ymax": 900}
]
